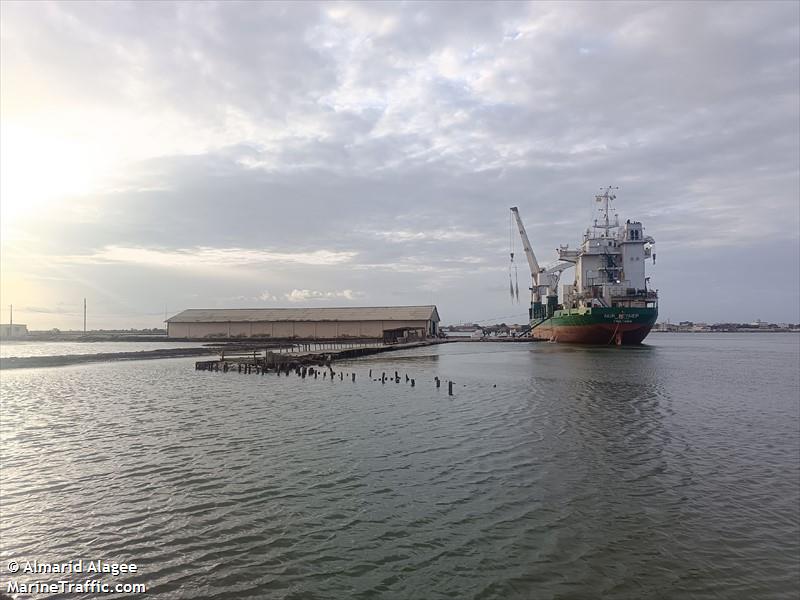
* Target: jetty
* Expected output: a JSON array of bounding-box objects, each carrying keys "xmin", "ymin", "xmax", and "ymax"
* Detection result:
[{"xmin": 195, "ymin": 339, "xmax": 446, "ymax": 373}]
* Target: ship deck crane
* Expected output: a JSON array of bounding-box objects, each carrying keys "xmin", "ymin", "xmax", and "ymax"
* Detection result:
[
  {"xmin": 541, "ymin": 261, "xmax": 574, "ymax": 291},
  {"xmin": 510, "ymin": 207, "xmax": 573, "ymax": 321},
  {"xmin": 510, "ymin": 207, "xmax": 541, "ymax": 303}
]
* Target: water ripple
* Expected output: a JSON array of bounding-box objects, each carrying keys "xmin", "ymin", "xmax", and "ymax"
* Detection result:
[{"xmin": 1, "ymin": 336, "xmax": 798, "ymax": 599}]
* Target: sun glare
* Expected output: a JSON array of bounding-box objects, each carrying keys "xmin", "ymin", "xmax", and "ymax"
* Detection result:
[{"xmin": 0, "ymin": 123, "xmax": 101, "ymax": 230}]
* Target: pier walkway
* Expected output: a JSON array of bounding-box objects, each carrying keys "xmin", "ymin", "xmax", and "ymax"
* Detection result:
[{"xmin": 195, "ymin": 340, "xmax": 447, "ymax": 372}]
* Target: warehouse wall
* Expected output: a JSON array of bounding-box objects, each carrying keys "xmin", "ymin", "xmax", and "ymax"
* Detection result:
[{"xmin": 168, "ymin": 320, "xmax": 434, "ymax": 339}]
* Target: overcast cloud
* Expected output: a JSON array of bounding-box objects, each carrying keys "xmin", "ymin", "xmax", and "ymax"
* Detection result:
[{"xmin": 1, "ymin": 0, "xmax": 798, "ymax": 328}]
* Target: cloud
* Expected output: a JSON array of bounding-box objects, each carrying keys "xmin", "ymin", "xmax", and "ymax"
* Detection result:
[
  {"xmin": 0, "ymin": 1, "xmax": 798, "ymax": 327},
  {"xmin": 368, "ymin": 229, "xmax": 486, "ymax": 243},
  {"xmin": 16, "ymin": 304, "xmax": 78, "ymax": 315},
  {"xmin": 59, "ymin": 246, "xmax": 357, "ymax": 268},
  {"xmin": 284, "ymin": 289, "xmax": 363, "ymax": 302}
]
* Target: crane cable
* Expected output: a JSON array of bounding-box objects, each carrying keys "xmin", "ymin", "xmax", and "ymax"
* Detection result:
[
  {"xmin": 509, "ymin": 212, "xmax": 515, "ymax": 302},
  {"xmin": 509, "ymin": 213, "xmax": 520, "ymax": 303}
]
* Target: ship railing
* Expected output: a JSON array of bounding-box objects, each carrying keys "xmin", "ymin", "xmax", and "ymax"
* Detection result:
[{"xmin": 613, "ymin": 289, "xmax": 658, "ymax": 299}]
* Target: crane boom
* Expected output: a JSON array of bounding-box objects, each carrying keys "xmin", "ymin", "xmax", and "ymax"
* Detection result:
[
  {"xmin": 510, "ymin": 207, "xmax": 540, "ymax": 287},
  {"xmin": 543, "ymin": 261, "xmax": 574, "ymax": 275}
]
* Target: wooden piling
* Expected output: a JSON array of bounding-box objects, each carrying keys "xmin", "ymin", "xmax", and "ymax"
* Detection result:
[{"xmin": 448, "ymin": 381, "xmax": 454, "ymax": 396}]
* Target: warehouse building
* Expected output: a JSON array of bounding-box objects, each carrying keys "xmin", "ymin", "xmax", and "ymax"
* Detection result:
[{"xmin": 166, "ymin": 306, "xmax": 440, "ymax": 340}]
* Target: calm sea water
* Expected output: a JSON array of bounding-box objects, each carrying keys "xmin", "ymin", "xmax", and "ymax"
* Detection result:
[
  {"xmin": 0, "ymin": 340, "xmax": 210, "ymax": 359},
  {"xmin": 1, "ymin": 334, "xmax": 798, "ymax": 599}
]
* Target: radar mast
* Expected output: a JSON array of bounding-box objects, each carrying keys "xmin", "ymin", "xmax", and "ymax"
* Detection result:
[{"xmin": 593, "ymin": 186, "xmax": 620, "ymax": 237}]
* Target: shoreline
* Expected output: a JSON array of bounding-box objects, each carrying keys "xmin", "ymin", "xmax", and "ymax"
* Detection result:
[{"xmin": 0, "ymin": 347, "xmax": 220, "ymax": 370}]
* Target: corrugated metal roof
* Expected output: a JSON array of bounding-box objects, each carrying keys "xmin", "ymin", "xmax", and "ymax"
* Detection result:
[{"xmin": 167, "ymin": 305, "xmax": 440, "ymax": 323}]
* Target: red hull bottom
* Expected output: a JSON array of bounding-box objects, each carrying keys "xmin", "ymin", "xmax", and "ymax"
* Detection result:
[{"xmin": 532, "ymin": 322, "xmax": 654, "ymax": 345}]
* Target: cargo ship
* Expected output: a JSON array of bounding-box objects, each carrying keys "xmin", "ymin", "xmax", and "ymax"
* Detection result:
[{"xmin": 510, "ymin": 188, "xmax": 658, "ymax": 345}]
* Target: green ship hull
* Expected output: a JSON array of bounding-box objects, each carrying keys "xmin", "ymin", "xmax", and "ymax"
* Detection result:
[{"xmin": 531, "ymin": 306, "xmax": 658, "ymax": 345}]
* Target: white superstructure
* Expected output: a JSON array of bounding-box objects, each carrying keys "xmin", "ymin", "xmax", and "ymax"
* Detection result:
[{"xmin": 557, "ymin": 187, "xmax": 657, "ymax": 310}]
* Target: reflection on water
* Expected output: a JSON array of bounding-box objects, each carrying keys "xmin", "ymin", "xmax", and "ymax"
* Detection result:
[{"xmin": 1, "ymin": 335, "xmax": 798, "ymax": 599}]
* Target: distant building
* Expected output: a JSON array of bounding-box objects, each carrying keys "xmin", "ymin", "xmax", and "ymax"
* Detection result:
[
  {"xmin": 0, "ymin": 324, "xmax": 28, "ymax": 338},
  {"xmin": 166, "ymin": 306, "xmax": 440, "ymax": 339}
]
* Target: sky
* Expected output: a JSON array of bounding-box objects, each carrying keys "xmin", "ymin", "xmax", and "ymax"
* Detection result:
[{"xmin": 1, "ymin": 0, "xmax": 798, "ymax": 329}]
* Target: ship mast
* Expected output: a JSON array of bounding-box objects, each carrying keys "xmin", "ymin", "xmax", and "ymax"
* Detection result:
[{"xmin": 593, "ymin": 186, "xmax": 619, "ymax": 237}]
